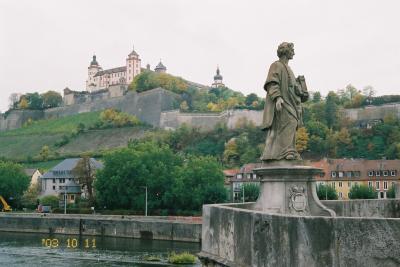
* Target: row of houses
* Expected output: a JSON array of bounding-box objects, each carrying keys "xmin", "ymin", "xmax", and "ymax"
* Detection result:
[{"xmin": 225, "ymin": 159, "xmax": 400, "ymax": 201}]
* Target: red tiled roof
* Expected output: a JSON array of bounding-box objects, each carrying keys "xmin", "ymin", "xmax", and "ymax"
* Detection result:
[{"xmin": 223, "ymin": 169, "xmax": 240, "ymax": 177}]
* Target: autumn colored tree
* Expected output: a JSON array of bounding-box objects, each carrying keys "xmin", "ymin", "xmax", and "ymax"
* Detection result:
[
  {"xmin": 72, "ymin": 155, "xmax": 96, "ymax": 205},
  {"xmin": 296, "ymin": 127, "xmax": 309, "ymax": 153}
]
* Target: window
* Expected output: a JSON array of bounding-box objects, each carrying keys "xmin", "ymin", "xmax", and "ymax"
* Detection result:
[
  {"xmin": 52, "ymin": 186, "xmax": 56, "ymax": 190},
  {"xmin": 70, "ymin": 195, "xmax": 75, "ymax": 201},
  {"xmin": 368, "ymin": 181, "xmax": 373, "ymax": 188},
  {"xmin": 354, "ymin": 171, "xmax": 360, "ymax": 177},
  {"xmin": 247, "ymin": 174, "xmax": 251, "ymax": 179},
  {"xmin": 237, "ymin": 174, "xmax": 242, "ymax": 179},
  {"xmin": 368, "ymin": 171, "xmax": 373, "ymax": 177},
  {"xmin": 384, "ymin": 181, "xmax": 388, "ymax": 190},
  {"xmin": 376, "ymin": 171, "xmax": 381, "ymax": 177},
  {"xmin": 332, "ymin": 182, "xmax": 336, "ymax": 188},
  {"xmin": 348, "ymin": 182, "xmax": 351, "ymax": 187},
  {"xmin": 253, "ymin": 174, "xmax": 257, "ymax": 179},
  {"xmin": 391, "ymin": 170, "xmax": 396, "ymax": 176},
  {"xmin": 59, "ymin": 186, "xmax": 62, "ymax": 190},
  {"xmin": 53, "ymin": 179, "xmax": 56, "ymax": 183},
  {"xmin": 383, "ymin": 171, "xmax": 388, "ymax": 176},
  {"xmin": 331, "ymin": 172, "xmax": 336, "ymax": 178},
  {"xmin": 339, "ymin": 192, "xmax": 343, "ymax": 198},
  {"xmin": 376, "ymin": 181, "xmax": 380, "ymax": 190},
  {"xmin": 338, "ymin": 172, "xmax": 344, "ymax": 178},
  {"xmin": 346, "ymin": 172, "xmax": 352, "ymax": 178},
  {"xmin": 339, "ymin": 182, "xmax": 343, "ymax": 187}
]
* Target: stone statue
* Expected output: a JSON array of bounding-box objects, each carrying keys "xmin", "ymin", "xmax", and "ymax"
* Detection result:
[{"xmin": 261, "ymin": 42, "xmax": 309, "ymax": 161}]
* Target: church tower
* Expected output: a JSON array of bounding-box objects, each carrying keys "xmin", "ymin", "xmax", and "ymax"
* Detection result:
[
  {"xmin": 212, "ymin": 66, "xmax": 225, "ymax": 88},
  {"xmin": 126, "ymin": 45, "xmax": 141, "ymax": 84},
  {"xmin": 86, "ymin": 55, "xmax": 102, "ymax": 92}
]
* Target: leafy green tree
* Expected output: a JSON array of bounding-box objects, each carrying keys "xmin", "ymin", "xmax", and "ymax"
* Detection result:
[
  {"xmin": 25, "ymin": 92, "xmax": 44, "ymax": 109},
  {"xmin": 243, "ymin": 183, "xmax": 260, "ymax": 202},
  {"xmin": 40, "ymin": 195, "xmax": 59, "ymax": 207},
  {"xmin": 174, "ymin": 156, "xmax": 227, "ymax": 211},
  {"xmin": 387, "ymin": 185, "xmax": 396, "ymax": 199},
  {"xmin": 41, "ymin": 90, "xmax": 62, "ymax": 108},
  {"xmin": 95, "ymin": 142, "xmax": 182, "ymax": 211},
  {"xmin": 0, "ymin": 161, "xmax": 30, "ymax": 207},
  {"xmin": 245, "ymin": 93, "xmax": 259, "ymax": 106},
  {"xmin": 325, "ymin": 91, "xmax": 338, "ymax": 129},
  {"xmin": 348, "ymin": 184, "xmax": 377, "ymax": 199},
  {"xmin": 312, "ymin": 91, "xmax": 322, "ymax": 102},
  {"xmin": 316, "ymin": 184, "xmax": 338, "ymax": 200},
  {"xmin": 129, "ymin": 71, "xmax": 188, "ymax": 94}
]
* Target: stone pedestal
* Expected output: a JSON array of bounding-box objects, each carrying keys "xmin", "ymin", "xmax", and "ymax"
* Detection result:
[{"xmin": 253, "ymin": 161, "xmax": 335, "ymax": 216}]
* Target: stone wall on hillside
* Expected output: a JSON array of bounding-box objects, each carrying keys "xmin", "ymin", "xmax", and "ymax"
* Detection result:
[
  {"xmin": 0, "ymin": 88, "xmax": 181, "ymax": 132},
  {"xmin": 46, "ymin": 88, "xmax": 180, "ymax": 127},
  {"xmin": 0, "ymin": 110, "xmax": 44, "ymax": 132},
  {"xmin": 160, "ymin": 109, "xmax": 263, "ymax": 130},
  {"xmin": 342, "ymin": 103, "xmax": 400, "ymax": 123}
]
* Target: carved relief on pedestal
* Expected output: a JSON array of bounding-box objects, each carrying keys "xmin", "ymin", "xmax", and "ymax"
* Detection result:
[{"xmin": 288, "ymin": 185, "xmax": 307, "ymax": 213}]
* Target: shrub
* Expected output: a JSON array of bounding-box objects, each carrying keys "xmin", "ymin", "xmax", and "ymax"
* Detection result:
[
  {"xmin": 349, "ymin": 184, "xmax": 377, "ymax": 199},
  {"xmin": 316, "ymin": 184, "xmax": 338, "ymax": 200},
  {"xmin": 40, "ymin": 195, "xmax": 59, "ymax": 208},
  {"xmin": 168, "ymin": 252, "xmax": 197, "ymax": 264}
]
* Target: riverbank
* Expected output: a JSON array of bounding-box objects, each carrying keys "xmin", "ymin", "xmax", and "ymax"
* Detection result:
[{"xmin": 0, "ymin": 213, "xmax": 202, "ymax": 243}]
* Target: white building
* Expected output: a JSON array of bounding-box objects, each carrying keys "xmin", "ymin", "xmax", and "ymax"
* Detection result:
[
  {"xmin": 40, "ymin": 158, "xmax": 103, "ymax": 203},
  {"xmin": 86, "ymin": 46, "xmax": 142, "ymax": 92}
]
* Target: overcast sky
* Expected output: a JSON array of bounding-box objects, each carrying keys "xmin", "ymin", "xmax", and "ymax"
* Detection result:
[{"xmin": 1, "ymin": 0, "xmax": 399, "ymax": 112}]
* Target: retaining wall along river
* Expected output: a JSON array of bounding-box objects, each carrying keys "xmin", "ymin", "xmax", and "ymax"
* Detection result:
[{"xmin": 0, "ymin": 214, "xmax": 202, "ymax": 242}]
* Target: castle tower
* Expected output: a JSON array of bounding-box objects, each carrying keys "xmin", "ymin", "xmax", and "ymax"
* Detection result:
[
  {"xmin": 154, "ymin": 60, "xmax": 167, "ymax": 73},
  {"xmin": 126, "ymin": 45, "xmax": 141, "ymax": 84},
  {"xmin": 86, "ymin": 55, "xmax": 102, "ymax": 92},
  {"xmin": 211, "ymin": 66, "xmax": 225, "ymax": 88}
]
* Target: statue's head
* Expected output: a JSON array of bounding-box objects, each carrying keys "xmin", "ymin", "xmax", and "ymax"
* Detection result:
[{"xmin": 277, "ymin": 42, "xmax": 295, "ymax": 60}]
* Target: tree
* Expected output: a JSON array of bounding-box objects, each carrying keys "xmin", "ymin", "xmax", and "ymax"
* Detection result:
[
  {"xmin": 325, "ymin": 91, "xmax": 338, "ymax": 129},
  {"xmin": 387, "ymin": 185, "xmax": 396, "ymax": 199},
  {"xmin": 41, "ymin": 90, "xmax": 62, "ymax": 108},
  {"xmin": 174, "ymin": 156, "xmax": 227, "ymax": 211},
  {"xmin": 348, "ymin": 184, "xmax": 377, "ymax": 199},
  {"xmin": 95, "ymin": 142, "xmax": 182, "ymax": 211},
  {"xmin": 18, "ymin": 97, "xmax": 29, "ymax": 109},
  {"xmin": 245, "ymin": 93, "xmax": 259, "ymax": 107},
  {"xmin": 296, "ymin": 127, "xmax": 309, "ymax": 153},
  {"xmin": 243, "ymin": 183, "xmax": 260, "ymax": 202},
  {"xmin": 40, "ymin": 195, "xmax": 59, "ymax": 207},
  {"xmin": 39, "ymin": 145, "xmax": 50, "ymax": 160},
  {"xmin": 95, "ymin": 142, "xmax": 227, "ymax": 213},
  {"xmin": 21, "ymin": 183, "xmax": 40, "ymax": 209},
  {"xmin": 25, "ymin": 92, "xmax": 43, "ymax": 109},
  {"xmin": 312, "ymin": 91, "xmax": 322, "ymax": 103},
  {"xmin": 72, "ymin": 155, "xmax": 97, "ymax": 205},
  {"xmin": 316, "ymin": 184, "xmax": 338, "ymax": 200},
  {"xmin": 129, "ymin": 71, "xmax": 188, "ymax": 94},
  {"xmin": 8, "ymin": 93, "xmax": 21, "ymax": 109},
  {"xmin": 0, "ymin": 161, "xmax": 30, "ymax": 207}
]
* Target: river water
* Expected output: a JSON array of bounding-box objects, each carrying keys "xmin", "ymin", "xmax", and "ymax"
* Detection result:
[{"xmin": 0, "ymin": 232, "xmax": 201, "ymax": 267}]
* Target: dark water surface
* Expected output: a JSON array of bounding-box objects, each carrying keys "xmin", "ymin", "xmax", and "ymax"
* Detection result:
[{"xmin": 0, "ymin": 232, "xmax": 201, "ymax": 267}]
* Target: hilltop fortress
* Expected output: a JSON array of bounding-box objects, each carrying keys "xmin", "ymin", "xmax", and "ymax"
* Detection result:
[
  {"xmin": 1, "ymin": 45, "xmax": 400, "ymax": 132},
  {"xmin": 0, "ymin": 46, "xmax": 263, "ymax": 132}
]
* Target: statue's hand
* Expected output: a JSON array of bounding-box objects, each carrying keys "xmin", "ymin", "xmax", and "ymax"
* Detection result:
[{"xmin": 276, "ymin": 97, "xmax": 284, "ymax": 111}]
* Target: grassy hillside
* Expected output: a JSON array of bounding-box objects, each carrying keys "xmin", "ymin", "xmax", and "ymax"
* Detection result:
[
  {"xmin": 0, "ymin": 112, "xmax": 101, "ymax": 137},
  {"xmin": 0, "ymin": 111, "xmax": 149, "ymax": 161}
]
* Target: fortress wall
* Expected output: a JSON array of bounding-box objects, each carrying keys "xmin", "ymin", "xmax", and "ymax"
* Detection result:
[
  {"xmin": 160, "ymin": 109, "xmax": 263, "ymax": 131},
  {"xmin": 343, "ymin": 103, "xmax": 400, "ymax": 122},
  {"xmin": 0, "ymin": 110, "xmax": 44, "ymax": 132}
]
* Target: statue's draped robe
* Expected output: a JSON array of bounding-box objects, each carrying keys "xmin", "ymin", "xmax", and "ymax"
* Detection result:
[{"xmin": 261, "ymin": 60, "xmax": 303, "ymax": 161}]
